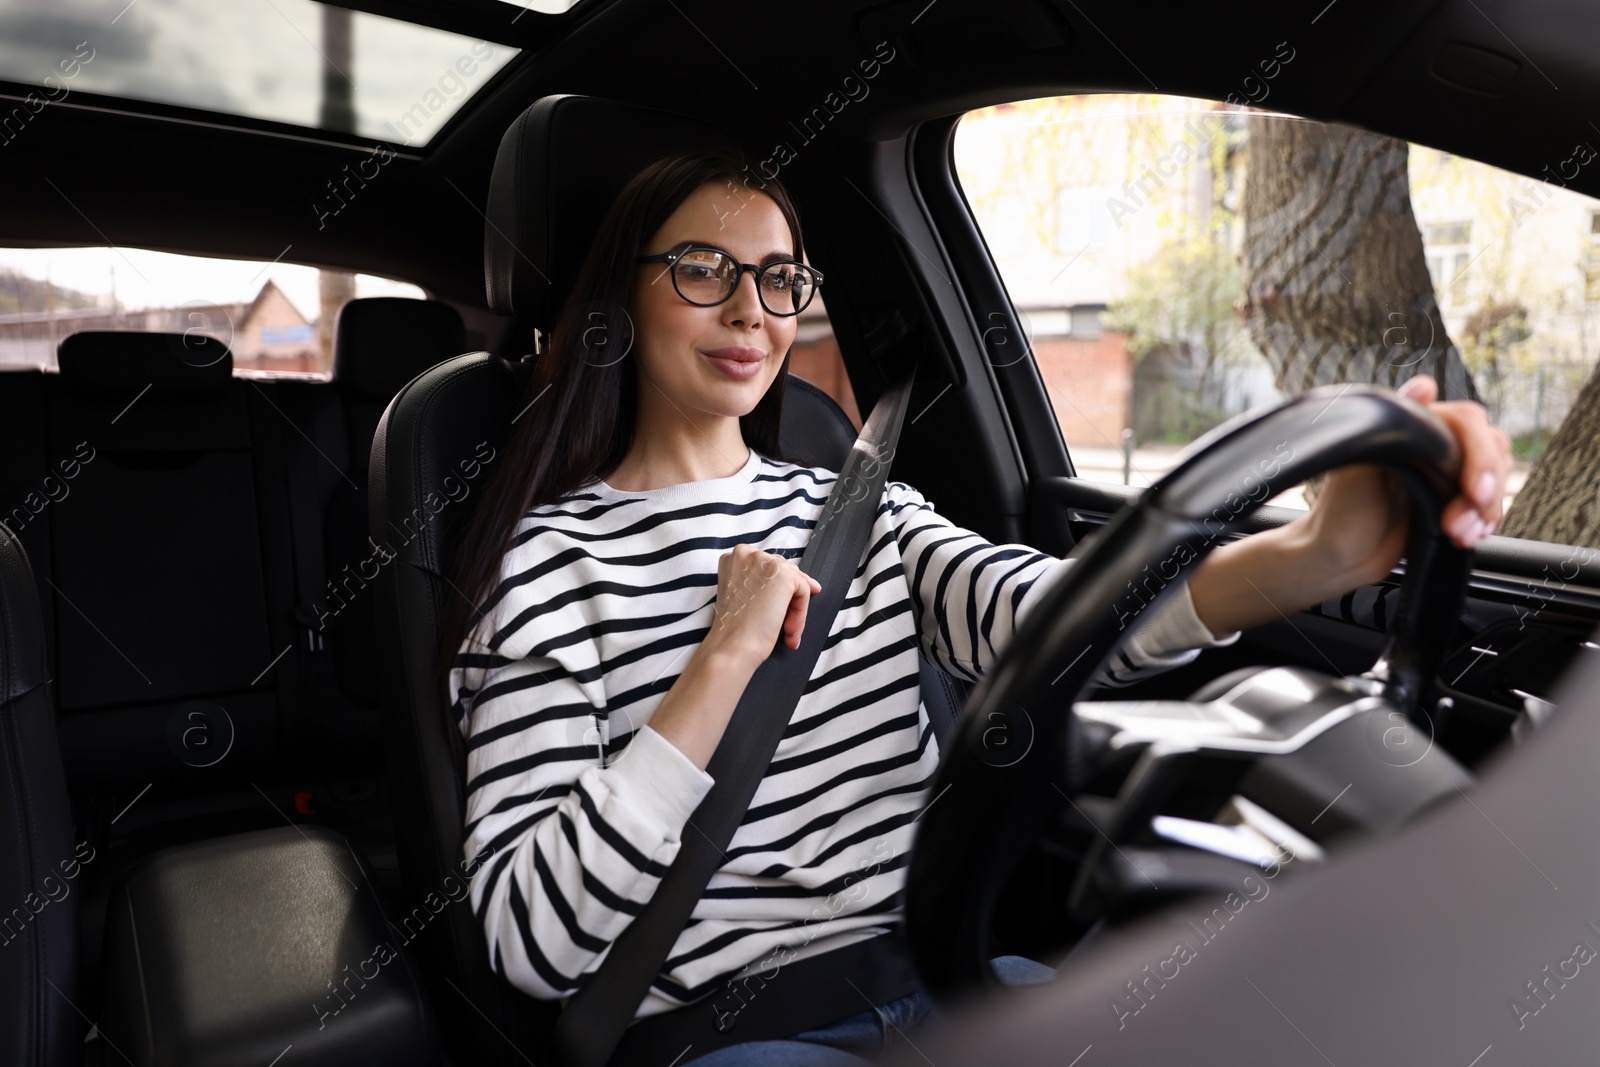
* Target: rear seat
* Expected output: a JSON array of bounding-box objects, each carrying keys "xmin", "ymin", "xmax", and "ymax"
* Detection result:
[
  {"xmin": 254, "ymin": 298, "xmax": 466, "ymax": 762},
  {"xmin": 41, "ymin": 332, "xmax": 283, "ymax": 784},
  {"xmin": 0, "ymin": 300, "xmax": 465, "ymax": 789}
]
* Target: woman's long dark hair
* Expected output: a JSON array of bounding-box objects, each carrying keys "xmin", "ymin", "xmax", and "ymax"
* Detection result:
[{"xmin": 437, "ymin": 146, "xmax": 807, "ymax": 688}]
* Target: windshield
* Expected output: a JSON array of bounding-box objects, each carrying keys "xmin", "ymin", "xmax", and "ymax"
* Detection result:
[{"xmin": 0, "ymin": 0, "xmax": 519, "ymax": 144}]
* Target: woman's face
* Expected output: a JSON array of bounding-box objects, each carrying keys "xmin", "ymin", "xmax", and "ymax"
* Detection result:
[{"xmin": 629, "ymin": 181, "xmax": 800, "ymax": 422}]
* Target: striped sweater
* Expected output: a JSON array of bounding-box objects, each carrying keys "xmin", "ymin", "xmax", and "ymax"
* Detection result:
[{"xmin": 449, "ymin": 445, "xmax": 1240, "ymax": 1020}]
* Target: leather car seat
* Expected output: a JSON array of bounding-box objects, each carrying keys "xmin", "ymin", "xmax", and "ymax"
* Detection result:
[
  {"xmin": 0, "ymin": 525, "xmax": 82, "ymax": 1066},
  {"xmin": 369, "ymin": 94, "xmax": 966, "ymax": 1065},
  {"xmin": 325, "ymin": 297, "xmax": 466, "ymax": 714}
]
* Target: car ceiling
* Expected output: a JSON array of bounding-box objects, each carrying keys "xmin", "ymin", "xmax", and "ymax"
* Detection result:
[{"xmin": 1, "ymin": 0, "xmax": 1595, "ymax": 308}]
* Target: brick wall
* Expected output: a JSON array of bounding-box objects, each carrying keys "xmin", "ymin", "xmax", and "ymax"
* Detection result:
[
  {"xmin": 787, "ymin": 335, "xmax": 862, "ymax": 430},
  {"xmin": 1030, "ymin": 330, "xmax": 1132, "ymax": 447}
]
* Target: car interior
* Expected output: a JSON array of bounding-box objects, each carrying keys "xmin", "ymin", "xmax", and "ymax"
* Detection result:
[{"xmin": 5, "ymin": 0, "xmax": 1600, "ymax": 1064}]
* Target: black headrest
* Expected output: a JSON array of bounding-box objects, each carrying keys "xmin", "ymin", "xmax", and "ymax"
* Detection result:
[
  {"xmin": 483, "ymin": 95, "xmax": 736, "ymax": 325},
  {"xmin": 333, "ymin": 298, "xmax": 467, "ymax": 403},
  {"xmin": 57, "ymin": 331, "xmax": 232, "ymax": 392}
]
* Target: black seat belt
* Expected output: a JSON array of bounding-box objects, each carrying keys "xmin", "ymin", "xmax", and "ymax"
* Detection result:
[
  {"xmin": 281, "ymin": 383, "xmax": 343, "ymax": 656},
  {"xmin": 550, "ymin": 362, "xmax": 919, "ymax": 1067}
]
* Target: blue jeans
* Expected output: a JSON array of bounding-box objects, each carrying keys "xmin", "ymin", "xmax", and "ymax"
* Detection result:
[{"xmin": 681, "ymin": 955, "xmax": 1056, "ymax": 1066}]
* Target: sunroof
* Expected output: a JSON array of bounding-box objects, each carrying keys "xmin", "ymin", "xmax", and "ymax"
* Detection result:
[
  {"xmin": 501, "ymin": 0, "xmax": 585, "ymax": 12},
  {"xmin": 0, "ymin": 0, "xmax": 520, "ymax": 145}
]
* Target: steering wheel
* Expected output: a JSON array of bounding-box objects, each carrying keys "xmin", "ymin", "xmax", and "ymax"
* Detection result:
[{"xmin": 905, "ymin": 384, "xmax": 1479, "ymax": 1003}]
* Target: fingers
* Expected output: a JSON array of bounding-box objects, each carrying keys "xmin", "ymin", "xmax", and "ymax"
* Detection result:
[
  {"xmin": 719, "ymin": 546, "xmax": 822, "ymax": 653},
  {"xmin": 1398, "ymin": 374, "xmax": 1437, "ymax": 405},
  {"xmin": 1430, "ymin": 402, "xmax": 1512, "ymax": 547},
  {"xmin": 784, "ymin": 569, "xmax": 821, "ymax": 649},
  {"xmin": 1394, "ymin": 374, "xmax": 1512, "ymax": 548},
  {"xmin": 1420, "ymin": 404, "xmax": 1504, "ymax": 547}
]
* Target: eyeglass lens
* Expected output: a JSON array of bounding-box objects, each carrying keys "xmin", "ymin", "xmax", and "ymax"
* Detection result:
[{"xmin": 673, "ymin": 248, "xmax": 817, "ymax": 314}]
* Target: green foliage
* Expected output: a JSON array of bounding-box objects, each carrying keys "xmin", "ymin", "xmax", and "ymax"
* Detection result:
[
  {"xmin": 1136, "ymin": 380, "xmax": 1231, "ymax": 442},
  {"xmin": 1461, "ymin": 299, "xmax": 1531, "ymax": 370},
  {"xmin": 1512, "ymin": 429, "xmax": 1547, "ymax": 462},
  {"xmin": 1460, "ymin": 299, "xmax": 1534, "ymax": 427},
  {"xmin": 1111, "ymin": 237, "xmax": 1253, "ymax": 445},
  {"xmin": 0, "ymin": 270, "xmax": 103, "ymax": 316},
  {"xmin": 1106, "ymin": 237, "xmax": 1243, "ymax": 362}
]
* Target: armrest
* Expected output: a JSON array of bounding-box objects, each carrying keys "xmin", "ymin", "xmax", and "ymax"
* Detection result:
[{"xmin": 100, "ymin": 825, "xmax": 441, "ymax": 1066}]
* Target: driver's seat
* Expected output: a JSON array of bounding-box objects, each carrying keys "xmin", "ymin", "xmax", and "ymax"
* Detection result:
[{"xmin": 369, "ymin": 95, "xmax": 970, "ymax": 1065}]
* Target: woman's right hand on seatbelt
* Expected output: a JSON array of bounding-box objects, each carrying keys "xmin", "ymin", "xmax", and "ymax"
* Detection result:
[
  {"xmin": 705, "ymin": 544, "xmax": 823, "ymax": 669},
  {"xmin": 646, "ymin": 546, "xmax": 822, "ymax": 770}
]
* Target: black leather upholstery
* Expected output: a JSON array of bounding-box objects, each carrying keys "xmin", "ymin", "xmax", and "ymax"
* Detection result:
[
  {"xmin": 100, "ymin": 825, "xmax": 440, "ymax": 1066},
  {"xmin": 779, "ymin": 372, "xmax": 863, "ymax": 470},
  {"xmin": 371, "ymin": 351, "xmax": 548, "ymax": 1064},
  {"xmin": 484, "ymin": 94, "xmax": 733, "ymax": 321},
  {"xmin": 372, "ymin": 94, "xmax": 970, "ymax": 1064},
  {"xmin": 0, "ymin": 526, "xmax": 80, "ymax": 1067},
  {"xmin": 334, "ymin": 297, "xmax": 466, "ymax": 406},
  {"xmin": 326, "ymin": 298, "xmax": 468, "ymax": 712},
  {"xmin": 58, "ymin": 330, "xmax": 232, "ymax": 393},
  {"xmin": 45, "ymin": 332, "xmax": 279, "ymax": 783}
]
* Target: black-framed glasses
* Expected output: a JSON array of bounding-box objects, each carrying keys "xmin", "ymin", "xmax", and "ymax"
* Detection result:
[{"xmin": 636, "ymin": 242, "xmax": 823, "ymax": 316}]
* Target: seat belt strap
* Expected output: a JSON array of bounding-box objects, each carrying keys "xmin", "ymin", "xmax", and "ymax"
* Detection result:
[
  {"xmin": 281, "ymin": 383, "xmax": 344, "ymax": 654},
  {"xmin": 550, "ymin": 363, "xmax": 918, "ymax": 1067},
  {"xmin": 274, "ymin": 383, "xmax": 350, "ymax": 749}
]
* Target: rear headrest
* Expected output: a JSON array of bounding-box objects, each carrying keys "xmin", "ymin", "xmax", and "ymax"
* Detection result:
[
  {"xmin": 57, "ymin": 332, "xmax": 232, "ymax": 393},
  {"xmin": 333, "ymin": 298, "xmax": 466, "ymax": 403},
  {"xmin": 483, "ymin": 94, "xmax": 735, "ymax": 325}
]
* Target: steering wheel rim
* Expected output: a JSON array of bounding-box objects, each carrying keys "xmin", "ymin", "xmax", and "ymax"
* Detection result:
[{"xmin": 905, "ymin": 384, "xmax": 1476, "ymax": 1003}]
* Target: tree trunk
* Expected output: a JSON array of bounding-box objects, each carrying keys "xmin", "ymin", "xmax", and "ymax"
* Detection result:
[
  {"xmin": 1241, "ymin": 117, "xmax": 1476, "ymax": 403},
  {"xmin": 1500, "ymin": 361, "xmax": 1600, "ymax": 545}
]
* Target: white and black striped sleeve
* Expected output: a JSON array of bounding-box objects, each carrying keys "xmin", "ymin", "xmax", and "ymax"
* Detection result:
[
  {"xmin": 883, "ymin": 479, "xmax": 1240, "ymax": 689},
  {"xmin": 454, "ymin": 642, "xmax": 715, "ymax": 1001}
]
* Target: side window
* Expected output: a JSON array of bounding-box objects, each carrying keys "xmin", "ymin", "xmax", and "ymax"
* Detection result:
[
  {"xmin": 0, "ymin": 247, "xmax": 422, "ymax": 378},
  {"xmin": 954, "ymin": 94, "xmax": 1600, "ymax": 523},
  {"xmin": 787, "ymin": 292, "xmax": 862, "ymax": 431}
]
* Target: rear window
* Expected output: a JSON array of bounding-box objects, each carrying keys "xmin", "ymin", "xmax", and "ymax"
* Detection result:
[{"xmin": 0, "ymin": 245, "xmax": 422, "ymax": 378}]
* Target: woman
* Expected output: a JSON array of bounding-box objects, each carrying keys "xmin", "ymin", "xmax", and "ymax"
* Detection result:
[{"xmin": 441, "ymin": 147, "xmax": 1512, "ymax": 1066}]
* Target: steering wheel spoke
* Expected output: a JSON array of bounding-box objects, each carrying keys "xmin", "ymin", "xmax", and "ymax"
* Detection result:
[{"xmin": 1063, "ymin": 666, "xmax": 1469, "ymax": 921}]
